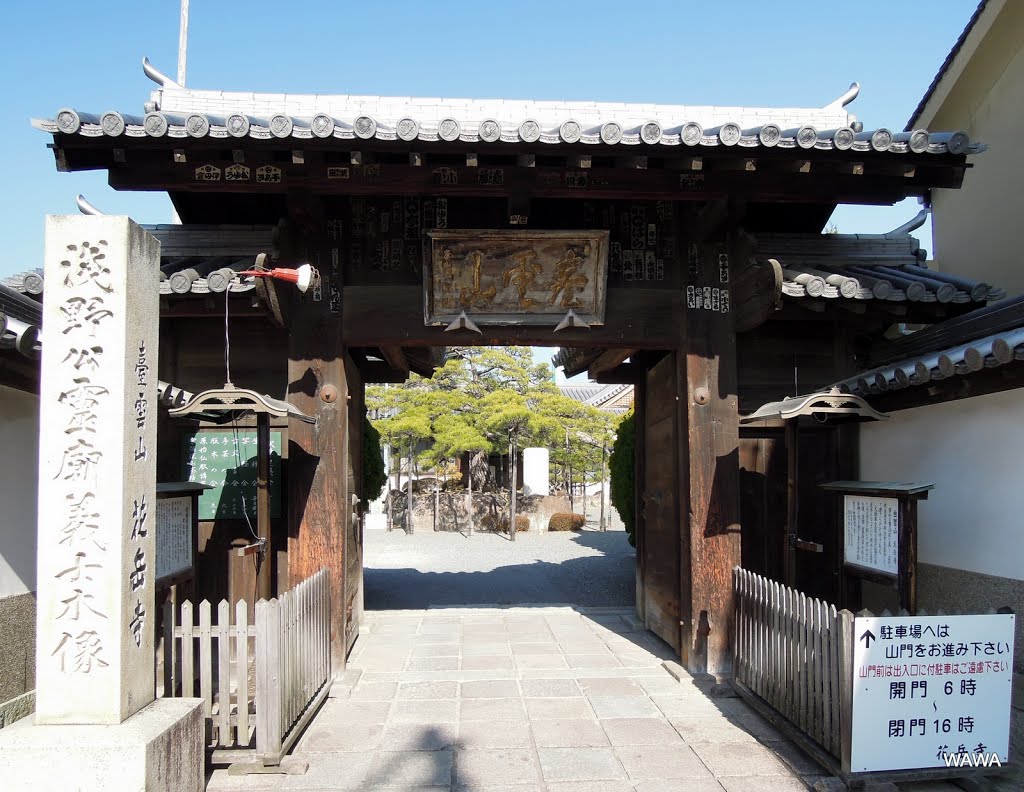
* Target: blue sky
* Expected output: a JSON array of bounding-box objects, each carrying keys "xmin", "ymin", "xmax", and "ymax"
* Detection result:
[{"xmin": 1, "ymin": 2, "xmax": 976, "ymax": 308}]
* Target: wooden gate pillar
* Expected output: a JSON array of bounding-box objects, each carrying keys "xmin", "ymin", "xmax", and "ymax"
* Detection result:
[
  {"xmin": 287, "ymin": 316, "xmax": 349, "ymax": 670},
  {"xmin": 679, "ymin": 237, "xmax": 743, "ymax": 677}
]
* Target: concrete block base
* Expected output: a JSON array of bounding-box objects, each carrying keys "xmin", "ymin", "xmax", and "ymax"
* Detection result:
[{"xmin": 0, "ymin": 697, "xmax": 204, "ymax": 792}]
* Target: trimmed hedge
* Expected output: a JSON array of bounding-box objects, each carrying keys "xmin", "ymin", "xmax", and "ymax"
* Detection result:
[
  {"xmin": 481, "ymin": 514, "xmax": 531, "ymax": 533},
  {"xmin": 548, "ymin": 512, "xmax": 586, "ymax": 531},
  {"xmin": 609, "ymin": 408, "xmax": 636, "ymax": 547}
]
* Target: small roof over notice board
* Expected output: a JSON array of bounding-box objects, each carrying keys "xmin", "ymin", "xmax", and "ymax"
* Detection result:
[{"xmin": 820, "ymin": 480, "xmax": 935, "ymax": 497}]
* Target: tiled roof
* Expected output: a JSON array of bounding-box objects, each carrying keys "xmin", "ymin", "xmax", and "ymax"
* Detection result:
[
  {"xmin": 836, "ymin": 324, "xmax": 1024, "ymax": 398},
  {"xmin": 762, "ymin": 228, "xmax": 1003, "ymax": 305},
  {"xmin": 31, "ymin": 68, "xmax": 981, "ymax": 157},
  {"xmin": 835, "ymin": 295, "xmax": 1024, "ymax": 397},
  {"xmin": 906, "ymin": 1, "xmax": 989, "ymax": 130},
  {"xmin": 0, "ymin": 283, "xmax": 42, "ymax": 359},
  {"xmin": 2, "ymin": 224, "xmax": 276, "ymax": 298}
]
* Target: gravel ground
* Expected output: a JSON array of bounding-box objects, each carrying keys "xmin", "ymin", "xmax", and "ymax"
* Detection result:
[{"xmin": 364, "ymin": 528, "xmax": 635, "ymax": 610}]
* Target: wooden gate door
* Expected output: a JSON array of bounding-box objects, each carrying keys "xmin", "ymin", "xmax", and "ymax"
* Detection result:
[
  {"xmin": 641, "ymin": 353, "xmax": 681, "ymax": 650},
  {"xmin": 738, "ymin": 430, "xmax": 787, "ymax": 582}
]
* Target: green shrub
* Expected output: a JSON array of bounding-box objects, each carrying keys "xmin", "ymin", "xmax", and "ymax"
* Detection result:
[
  {"xmin": 363, "ymin": 415, "xmax": 387, "ymax": 502},
  {"xmin": 548, "ymin": 512, "xmax": 586, "ymax": 531},
  {"xmin": 609, "ymin": 409, "xmax": 636, "ymax": 547}
]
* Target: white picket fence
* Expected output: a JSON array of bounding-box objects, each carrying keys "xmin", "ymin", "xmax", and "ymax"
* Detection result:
[
  {"xmin": 161, "ymin": 568, "xmax": 333, "ymax": 768},
  {"xmin": 732, "ymin": 567, "xmax": 852, "ymax": 760}
]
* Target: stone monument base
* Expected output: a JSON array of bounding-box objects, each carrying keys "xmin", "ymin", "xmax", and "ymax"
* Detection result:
[{"xmin": 0, "ymin": 698, "xmax": 204, "ymax": 792}]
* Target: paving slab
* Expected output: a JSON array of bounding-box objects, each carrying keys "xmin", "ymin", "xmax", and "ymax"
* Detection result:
[
  {"xmin": 519, "ymin": 678, "xmax": 581, "ymax": 698},
  {"xmin": 279, "ymin": 752, "xmax": 375, "ymax": 789},
  {"xmin": 601, "ymin": 716, "xmax": 685, "ymax": 746},
  {"xmin": 397, "ymin": 681, "xmax": 459, "ymax": 700},
  {"xmin": 455, "ymin": 748, "xmax": 539, "ymax": 786},
  {"xmin": 390, "ymin": 699, "xmax": 459, "ymax": 723},
  {"xmin": 589, "ymin": 695, "xmax": 663, "ymax": 719},
  {"xmin": 525, "ymin": 696, "xmax": 595, "ymax": 720},
  {"xmin": 349, "ymin": 682, "xmax": 399, "ymax": 701},
  {"xmin": 690, "ymin": 740, "xmax": 798, "ymax": 778},
  {"xmin": 380, "ymin": 722, "xmax": 459, "ymax": 751},
  {"xmin": 459, "ymin": 697, "xmax": 527, "ymax": 721},
  {"xmin": 531, "ymin": 718, "xmax": 611, "ymax": 747},
  {"xmin": 615, "ymin": 745, "xmax": 717, "ymax": 781},
  {"xmin": 579, "ymin": 677, "xmax": 647, "ymax": 697},
  {"xmin": 365, "ymin": 749, "xmax": 453, "ymax": 787},
  {"xmin": 457, "ymin": 719, "xmax": 532, "ymax": 749},
  {"xmin": 537, "ymin": 747, "xmax": 628, "ymax": 782},
  {"xmin": 459, "ymin": 679, "xmax": 520, "ymax": 698}
]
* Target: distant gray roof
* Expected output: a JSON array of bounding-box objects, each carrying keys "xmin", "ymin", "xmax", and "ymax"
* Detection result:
[
  {"xmin": 559, "ymin": 382, "xmax": 633, "ymax": 414},
  {"xmin": 31, "ymin": 70, "xmax": 982, "ymax": 157}
]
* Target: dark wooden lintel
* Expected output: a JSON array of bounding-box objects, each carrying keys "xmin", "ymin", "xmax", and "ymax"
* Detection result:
[
  {"xmin": 588, "ymin": 348, "xmax": 638, "ymax": 380},
  {"xmin": 594, "ymin": 361, "xmax": 645, "ymax": 384},
  {"xmin": 378, "ymin": 345, "xmax": 409, "ymax": 374},
  {"xmin": 341, "ymin": 286, "xmax": 685, "ymax": 348},
  {"xmin": 360, "ymin": 360, "xmax": 412, "ymax": 383}
]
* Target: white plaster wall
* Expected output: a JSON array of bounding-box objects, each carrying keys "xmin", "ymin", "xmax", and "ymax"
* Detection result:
[
  {"xmin": 860, "ymin": 389, "xmax": 1024, "ymax": 582},
  {"xmin": 927, "ymin": 1, "xmax": 1024, "ymax": 293},
  {"xmin": 0, "ymin": 385, "xmax": 39, "ymax": 597}
]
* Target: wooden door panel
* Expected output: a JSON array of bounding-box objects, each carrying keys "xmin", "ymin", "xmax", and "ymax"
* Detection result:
[{"xmin": 642, "ymin": 354, "xmax": 680, "ymax": 650}]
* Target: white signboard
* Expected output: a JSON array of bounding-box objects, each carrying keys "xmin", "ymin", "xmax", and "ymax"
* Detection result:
[
  {"xmin": 851, "ymin": 614, "xmax": 1015, "ymax": 772},
  {"xmin": 156, "ymin": 496, "xmax": 193, "ymax": 581},
  {"xmin": 844, "ymin": 495, "xmax": 899, "ymax": 575}
]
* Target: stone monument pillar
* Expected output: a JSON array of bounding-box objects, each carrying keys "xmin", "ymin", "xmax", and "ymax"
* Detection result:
[
  {"xmin": 522, "ymin": 447, "xmax": 549, "ymax": 497},
  {"xmin": 0, "ymin": 216, "xmax": 203, "ymax": 791}
]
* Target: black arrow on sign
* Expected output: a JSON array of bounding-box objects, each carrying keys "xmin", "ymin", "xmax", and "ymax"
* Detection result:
[{"xmin": 860, "ymin": 629, "xmax": 876, "ymax": 648}]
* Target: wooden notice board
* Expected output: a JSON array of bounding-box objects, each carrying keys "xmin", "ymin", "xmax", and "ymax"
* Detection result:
[
  {"xmin": 821, "ymin": 480, "xmax": 933, "ymax": 614},
  {"xmin": 183, "ymin": 430, "xmax": 282, "ymax": 520}
]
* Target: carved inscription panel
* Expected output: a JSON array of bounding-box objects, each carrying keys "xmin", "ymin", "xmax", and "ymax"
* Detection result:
[{"xmin": 425, "ymin": 230, "xmax": 609, "ymax": 325}]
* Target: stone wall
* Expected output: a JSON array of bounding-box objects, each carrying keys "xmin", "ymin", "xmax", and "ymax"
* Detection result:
[{"xmin": 0, "ymin": 591, "xmax": 35, "ymax": 717}]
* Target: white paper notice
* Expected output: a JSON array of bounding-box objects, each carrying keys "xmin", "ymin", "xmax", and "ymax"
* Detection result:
[{"xmin": 844, "ymin": 495, "xmax": 898, "ymax": 575}]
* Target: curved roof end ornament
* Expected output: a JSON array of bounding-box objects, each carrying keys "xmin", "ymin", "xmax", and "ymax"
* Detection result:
[
  {"xmin": 142, "ymin": 57, "xmax": 182, "ymax": 89},
  {"xmin": 76, "ymin": 195, "xmax": 105, "ymax": 216},
  {"xmin": 827, "ymin": 82, "xmax": 861, "ymax": 109}
]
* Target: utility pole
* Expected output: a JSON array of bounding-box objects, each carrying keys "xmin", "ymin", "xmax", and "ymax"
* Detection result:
[{"xmin": 177, "ymin": 0, "xmax": 190, "ymax": 86}]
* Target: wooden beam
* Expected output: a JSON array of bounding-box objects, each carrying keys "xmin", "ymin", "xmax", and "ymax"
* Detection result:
[
  {"xmin": 377, "ymin": 345, "xmax": 409, "ymax": 374},
  {"xmin": 732, "ymin": 257, "xmax": 783, "ymax": 333},
  {"xmin": 588, "ymin": 348, "xmax": 638, "ymax": 380},
  {"xmin": 594, "ymin": 361, "xmax": 645, "ymax": 384},
  {"xmin": 341, "ymin": 286, "xmax": 686, "ymax": 348},
  {"xmin": 360, "ymin": 360, "xmax": 411, "ymax": 384}
]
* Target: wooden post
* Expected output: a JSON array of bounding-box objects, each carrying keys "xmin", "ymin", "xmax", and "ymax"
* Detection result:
[
  {"xmin": 784, "ymin": 419, "xmax": 799, "ymax": 588},
  {"xmin": 680, "ymin": 237, "xmax": 743, "ymax": 677},
  {"xmin": 256, "ymin": 412, "xmax": 272, "ymax": 602},
  {"xmin": 838, "ymin": 608, "xmax": 855, "ymax": 776}
]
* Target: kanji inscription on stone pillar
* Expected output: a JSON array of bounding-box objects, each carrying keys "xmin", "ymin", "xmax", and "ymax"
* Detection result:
[{"xmin": 36, "ymin": 216, "xmax": 160, "ymax": 725}]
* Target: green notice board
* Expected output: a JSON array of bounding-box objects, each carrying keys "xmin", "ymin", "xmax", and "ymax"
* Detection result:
[{"xmin": 184, "ymin": 430, "xmax": 282, "ymax": 520}]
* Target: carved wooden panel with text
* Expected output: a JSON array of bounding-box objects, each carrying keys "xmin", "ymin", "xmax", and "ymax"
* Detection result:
[{"xmin": 425, "ymin": 229, "xmax": 609, "ymax": 325}]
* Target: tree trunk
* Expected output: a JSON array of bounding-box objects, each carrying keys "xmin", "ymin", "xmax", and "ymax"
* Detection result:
[
  {"xmin": 600, "ymin": 441, "xmax": 607, "ymax": 531},
  {"xmin": 407, "ymin": 440, "xmax": 414, "ymax": 534},
  {"xmin": 510, "ymin": 439, "xmax": 518, "ymax": 542},
  {"xmin": 387, "ymin": 444, "xmax": 395, "ymax": 532},
  {"xmin": 467, "ymin": 454, "xmax": 474, "ymax": 536}
]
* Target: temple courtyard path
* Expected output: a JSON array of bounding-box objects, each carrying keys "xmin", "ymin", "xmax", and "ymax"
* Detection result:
[{"xmin": 207, "ymin": 531, "xmax": 1018, "ymax": 791}]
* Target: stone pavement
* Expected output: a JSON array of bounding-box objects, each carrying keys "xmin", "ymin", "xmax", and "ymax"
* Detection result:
[{"xmin": 207, "ymin": 606, "xmax": 835, "ymax": 791}]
